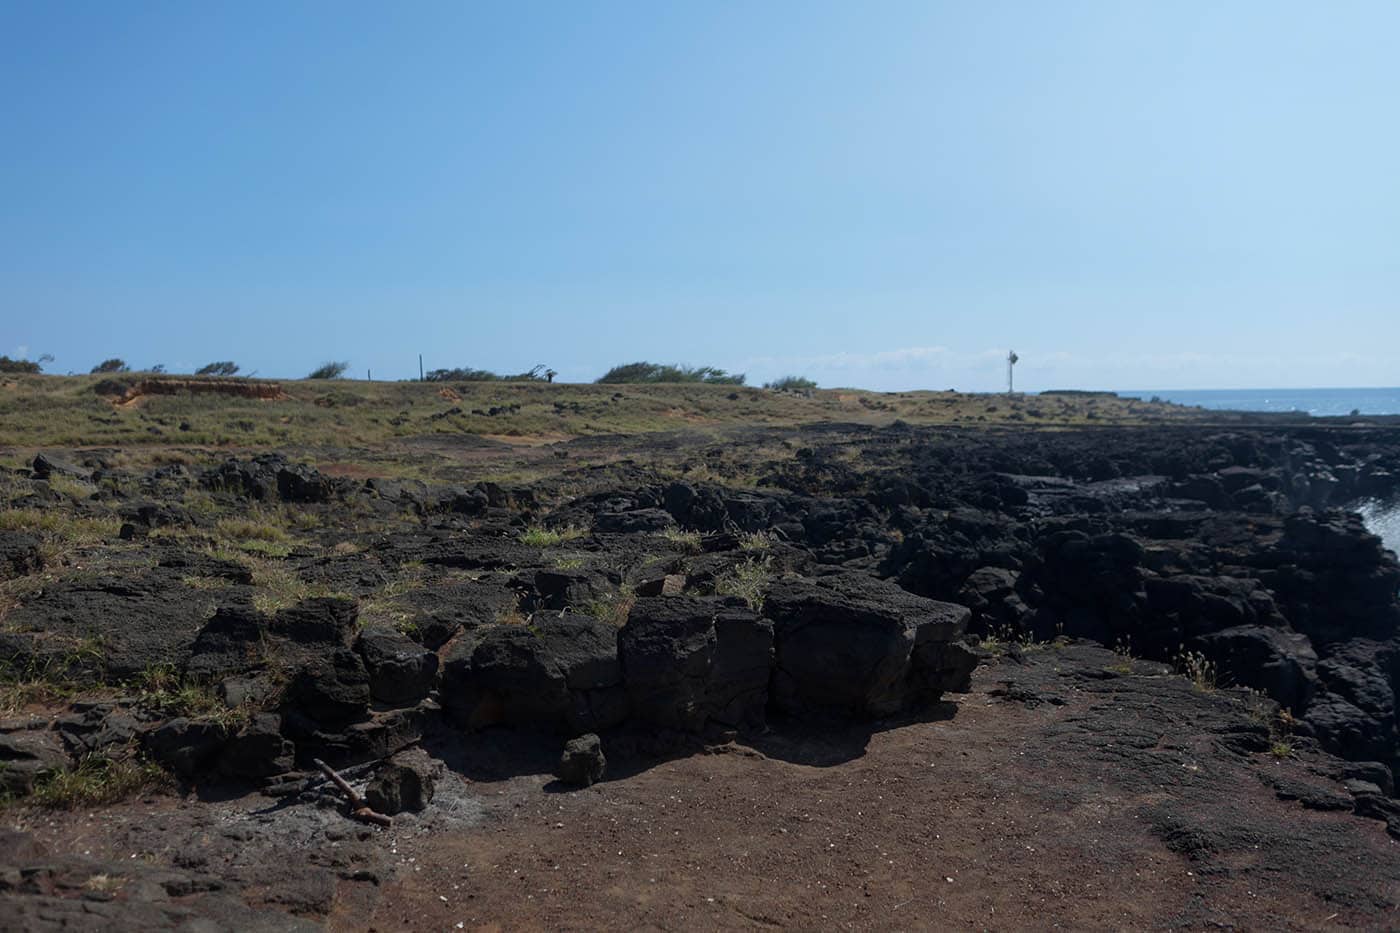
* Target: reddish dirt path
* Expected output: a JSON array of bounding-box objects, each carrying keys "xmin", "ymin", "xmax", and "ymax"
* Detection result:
[
  {"xmin": 361, "ymin": 650, "xmax": 1400, "ymax": 931},
  {"xmin": 366, "ymin": 710, "xmax": 1178, "ymax": 930}
]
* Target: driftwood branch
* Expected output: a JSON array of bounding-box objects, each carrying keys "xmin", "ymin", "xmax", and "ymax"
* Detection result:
[{"xmin": 313, "ymin": 758, "xmax": 392, "ymax": 827}]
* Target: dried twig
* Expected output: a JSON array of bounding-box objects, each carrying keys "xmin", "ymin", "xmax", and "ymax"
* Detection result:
[{"xmin": 313, "ymin": 757, "xmax": 392, "ymax": 827}]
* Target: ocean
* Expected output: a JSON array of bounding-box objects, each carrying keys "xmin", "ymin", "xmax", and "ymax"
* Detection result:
[
  {"xmin": 1115, "ymin": 387, "xmax": 1400, "ymax": 417},
  {"xmin": 1110, "ymin": 387, "xmax": 1400, "ymax": 555}
]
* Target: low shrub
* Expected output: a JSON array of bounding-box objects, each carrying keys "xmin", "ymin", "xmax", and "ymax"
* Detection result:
[
  {"xmin": 307, "ymin": 361, "xmax": 349, "ymax": 380},
  {"xmin": 0, "ymin": 356, "xmax": 43, "ymax": 374},
  {"xmin": 765, "ymin": 376, "xmax": 817, "ymax": 391},
  {"xmin": 596, "ymin": 362, "xmax": 745, "ymax": 386},
  {"xmin": 425, "ymin": 364, "xmax": 550, "ymax": 382},
  {"xmin": 196, "ymin": 361, "xmax": 240, "ymax": 376}
]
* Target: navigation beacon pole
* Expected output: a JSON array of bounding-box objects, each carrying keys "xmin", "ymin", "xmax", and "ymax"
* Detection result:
[{"xmin": 1007, "ymin": 350, "xmax": 1019, "ymax": 394}]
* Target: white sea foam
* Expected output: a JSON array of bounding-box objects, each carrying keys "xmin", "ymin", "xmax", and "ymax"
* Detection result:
[{"xmin": 1358, "ymin": 498, "xmax": 1400, "ymax": 558}]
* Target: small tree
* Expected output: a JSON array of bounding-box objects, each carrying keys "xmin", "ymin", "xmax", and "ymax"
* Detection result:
[
  {"xmin": 307, "ymin": 361, "xmax": 349, "ymax": 380},
  {"xmin": 91, "ymin": 358, "xmax": 130, "ymax": 374},
  {"xmin": 196, "ymin": 361, "xmax": 240, "ymax": 377},
  {"xmin": 148, "ymin": 364, "xmax": 167, "ymax": 374}
]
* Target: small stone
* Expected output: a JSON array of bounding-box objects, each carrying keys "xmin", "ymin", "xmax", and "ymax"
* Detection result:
[
  {"xmin": 556, "ymin": 733, "xmax": 606, "ymax": 787},
  {"xmin": 365, "ymin": 760, "xmax": 434, "ymax": 815},
  {"xmin": 1344, "ymin": 778, "xmax": 1383, "ymax": 798}
]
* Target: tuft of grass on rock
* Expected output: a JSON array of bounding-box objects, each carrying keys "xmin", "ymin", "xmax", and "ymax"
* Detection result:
[
  {"xmin": 738, "ymin": 530, "xmax": 775, "ymax": 552},
  {"xmin": 243, "ymin": 559, "xmax": 347, "ymax": 615},
  {"xmin": 495, "ymin": 597, "xmax": 530, "ymax": 627},
  {"xmin": 713, "ymin": 556, "xmax": 773, "ymax": 612},
  {"xmin": 660, "ymin": 528, "xmax": 702, "ymax": 554},
  {"xmin": 583, "ymin": 584, "xmax": 636, "ymax": 628},
  {"xmin": 1175, "ymin": 648, "xmax": 1218, "ymax": 693},
  {"xmin": 132, "ymin": 664, "xmax": 253, "ymax": 727},
  {"xmin": 519, "ymin": 525, "xmax": 587, "ymax": 547}
]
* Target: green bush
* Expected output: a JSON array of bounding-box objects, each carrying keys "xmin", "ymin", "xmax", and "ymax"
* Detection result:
[
  {"xmin": 765, "ymin": 376, "xmax": 817, "ymax": 391},
  {"xmin": 90, "ymin": 358, "xmax": 129, "ymax": 374},
  {"xmin": 426, "ymin": 364, "xmax": 550, "ymax": 382},
  {"xmin": 307, "ymin": 361, "xmax": 349, "ymax": 380},
  {"xmin": 196, "ymin": 361, "xmax": 240, "ymax": 376},
  {"xmin": 596, "ymin": 362, "xmax": 745, "ymax": 385},
  {"xmin": 0, "ymin": 356, "xmax": 42, "ymax": 374}
]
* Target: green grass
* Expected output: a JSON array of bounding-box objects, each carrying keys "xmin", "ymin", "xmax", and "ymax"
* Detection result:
[
  {"xmin": 0, "ymin": 508, "xmax": 121, "ymax": 546},
  {"xmin": 582, "ymin": 584, "xmax": 636, "ymax": 628},
  {"xmin": 18, "ymin": 753, "xmax": 170, "ymax": 810},
  {"xmin": 43, "ymin": 474, "xmax": 96, "ymax": 501},
  {"xmin": 738, "ymin": 530, "xmax": 775, "ymax": 552},
  {"xmin": 215, "ymin": 516, "xmax": 292, "ymax": 543},
  {"xmin": 979, "ymin": 625, "xmax": 1068, "ymax": 657},
  {"xmin": 239, "ymin": 558, "xmax": 348, "ymax": 614},
  {"xmin": 355, "ymin": 572, "xmax": 426, "ymax": 631},
  {"xmin": 0, "ymin": 638, "xmax": 108, "ymax": 715},
  {"xmin": 132, "ymin": 664, "xmax": 252, "ymax": 727},
  {"xmin": 659, "ymin": 528, "xmax": 702, "ymax": 553},
  {"xmin": 713, "ymin": 556, "xmax": 774, "ymax": 611},
  {"xmin": 519, "ymin": 524, "xmax": 587, "ymax": 547}
]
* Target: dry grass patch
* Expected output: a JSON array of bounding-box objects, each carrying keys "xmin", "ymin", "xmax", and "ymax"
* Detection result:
[
  {"xmin": 0, "ymin": 509, "xmax": 121, "ymax": 547},
  {"xmin": 713, "ymin": 556, "xmax": 774, "ymax": 611},
  {"xmin": 237, "ymin": 557, "xmax": 347, "ymax": 614},
  {"xmin": 133, "ymin": 664, "xmax": 253, "ymax": 727},
  {"xmin": 660, "ymin": 528, "xmax": 702, "ymax": 553},
  {"xmin": 19, "ymin": 753, "xmax": 170, "ymax": 810},
  {"xmin": 519, "ymin": 524, "xmax": 587, "ymax": 547},
  {"xmin": 584, "ymin": 584, "xmax": 637, "ymax": 627}
]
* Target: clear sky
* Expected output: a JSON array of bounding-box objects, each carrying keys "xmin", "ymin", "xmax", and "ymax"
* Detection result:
[{"xmin": 3, "ymin": 1, "xmax": 1397, "ymax": 391}]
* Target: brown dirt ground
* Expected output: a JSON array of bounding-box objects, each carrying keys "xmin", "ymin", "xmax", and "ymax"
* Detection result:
[
  {"xmin": 11, "ymin": 646, "xmax": 1399, "ymax": 931},
  {"xmin": 357, "ymin": 647, "xmax": 1399, "ymax": 931}
]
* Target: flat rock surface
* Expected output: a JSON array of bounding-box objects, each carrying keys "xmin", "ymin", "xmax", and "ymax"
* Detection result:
[{"xmin": 8, "ymin": 644, "xmax": 1397, "ymax": 930}]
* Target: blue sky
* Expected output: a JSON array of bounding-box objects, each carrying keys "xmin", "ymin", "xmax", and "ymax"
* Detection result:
[{"xmin": 3, "ymin": 1, "xmax": 1397, "ymax": 391}]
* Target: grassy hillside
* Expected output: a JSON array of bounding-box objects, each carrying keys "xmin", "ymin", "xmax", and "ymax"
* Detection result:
[{"xmin": 0, "ymin": 374, "xmax": 1213, "ymax": 454}]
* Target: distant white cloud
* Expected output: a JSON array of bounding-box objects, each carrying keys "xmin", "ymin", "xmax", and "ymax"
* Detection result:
[{"xmin": 15, "ymin": 345, "xmax": 28, "ymax": 359}]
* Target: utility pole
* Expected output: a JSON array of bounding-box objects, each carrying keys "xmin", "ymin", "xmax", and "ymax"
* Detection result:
[
  {"xmin": 418, "ymin": 354, "xmax": 424, "ymax": 382},
  {"xmin": 1007, "ymin": 350, "xmax": 1019, "ymax": 394}
]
